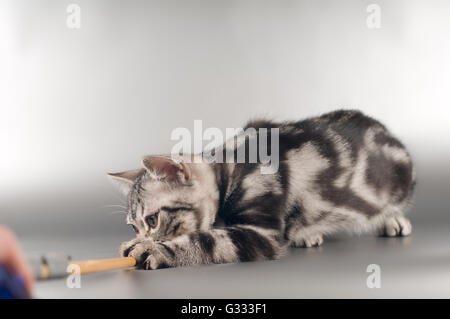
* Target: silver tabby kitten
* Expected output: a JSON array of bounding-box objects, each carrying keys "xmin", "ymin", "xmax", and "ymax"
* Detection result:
[{"xmin": 109, "ymin": 110, "xmax": 415, "ymax": 270}]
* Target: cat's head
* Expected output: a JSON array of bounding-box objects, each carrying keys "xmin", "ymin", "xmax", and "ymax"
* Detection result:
[{"xmin": 108, "ymin": 155, "xmax": 219, "ymax": 241}]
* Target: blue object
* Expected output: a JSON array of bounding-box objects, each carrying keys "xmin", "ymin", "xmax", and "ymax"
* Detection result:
[{"xmin": 0, "ymin": 265, "xmax": 30, "ymax": 299}]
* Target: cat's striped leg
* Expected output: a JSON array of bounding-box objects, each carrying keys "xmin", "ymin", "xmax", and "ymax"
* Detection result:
[{"xmin": 119, "ymin": 225, "xmax": 281, "ymax": 270}]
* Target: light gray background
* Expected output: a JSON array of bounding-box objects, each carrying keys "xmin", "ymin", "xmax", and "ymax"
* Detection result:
[{"xmin": 1, "ymin": 0, "xmax": 449, "ymax": 298}]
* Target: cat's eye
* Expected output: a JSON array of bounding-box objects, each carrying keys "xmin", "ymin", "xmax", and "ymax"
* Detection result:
[
  {"xmin": 145, "ymin": 212, "xmax": 159, "ymax": 229},
  {"xmin": 130, "ymin": 225, "xmax": 139, "ymax": 234}
]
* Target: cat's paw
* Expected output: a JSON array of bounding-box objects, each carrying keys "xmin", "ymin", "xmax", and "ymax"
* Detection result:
[
  {"xmin": 142, "ymin": 250, "xmax": 171, "ymax": 270},
  {"xmin": 292, "ymin": 233, "xmax": 324, "ymax": 248},
  {"xmin": 119, "ymin": 238, "xmax": 144, "ymax": 257},
  {"xmin": 379, "ymin": 215, "xmax": 412, "ymax": 237},
  {"xmin": 121, "ymin": 239, "xmax": 172, "ymax": 270}
]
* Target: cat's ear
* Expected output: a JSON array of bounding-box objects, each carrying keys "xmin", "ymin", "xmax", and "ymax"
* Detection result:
[
  {"xmin": 141, "ymin": 155, "xmax": 191, "ymax": 183},
  {"xmin": 107, "ymin": 168, "xmax": 145, "ymax": 195}
]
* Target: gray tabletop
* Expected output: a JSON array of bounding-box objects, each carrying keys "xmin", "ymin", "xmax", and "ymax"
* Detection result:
[{"xmin": 24, "ymin": 223, "xmax": 450, "ymax": 299}]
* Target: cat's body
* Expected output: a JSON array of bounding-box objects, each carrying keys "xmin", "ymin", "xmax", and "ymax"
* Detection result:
[{"xmin": 109, "ymin": 110, "xmax": 415, "ymax": 269}]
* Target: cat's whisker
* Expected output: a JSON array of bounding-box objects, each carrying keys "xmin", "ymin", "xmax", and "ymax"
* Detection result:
[
  {"xmin": 103, "ymin": 204, "xmax": 127, "ymax": 209},
  {"xmin": 108, "ymin": 190, "xmax": 127, "ymax": 204},
  {"xmin": 107, "ymin": 210, "xmax": 127, "ymax": 215}
]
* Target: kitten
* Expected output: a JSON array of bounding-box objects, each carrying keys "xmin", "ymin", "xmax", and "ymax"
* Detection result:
[{"xmin": 108, "ymin": 110, "xmax": 415, "ymax": 270}]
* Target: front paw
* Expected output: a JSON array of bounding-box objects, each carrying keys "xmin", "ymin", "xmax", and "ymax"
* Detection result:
[
  {"xmin": 121, "ymin": 239, "xmax": 173, "ymax": 270},
  {"xmin": 119, "ymin": 238, "xmax": 143, "ymax": 257}
]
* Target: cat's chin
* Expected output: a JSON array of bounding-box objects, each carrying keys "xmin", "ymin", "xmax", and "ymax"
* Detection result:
[
  {"xmin": 151, "ymin": 235, "xmax": 175, "ymax": 242},
  {"xmin": 143, "ymin": 233, "xmax": 169, "ymax": 242}
]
